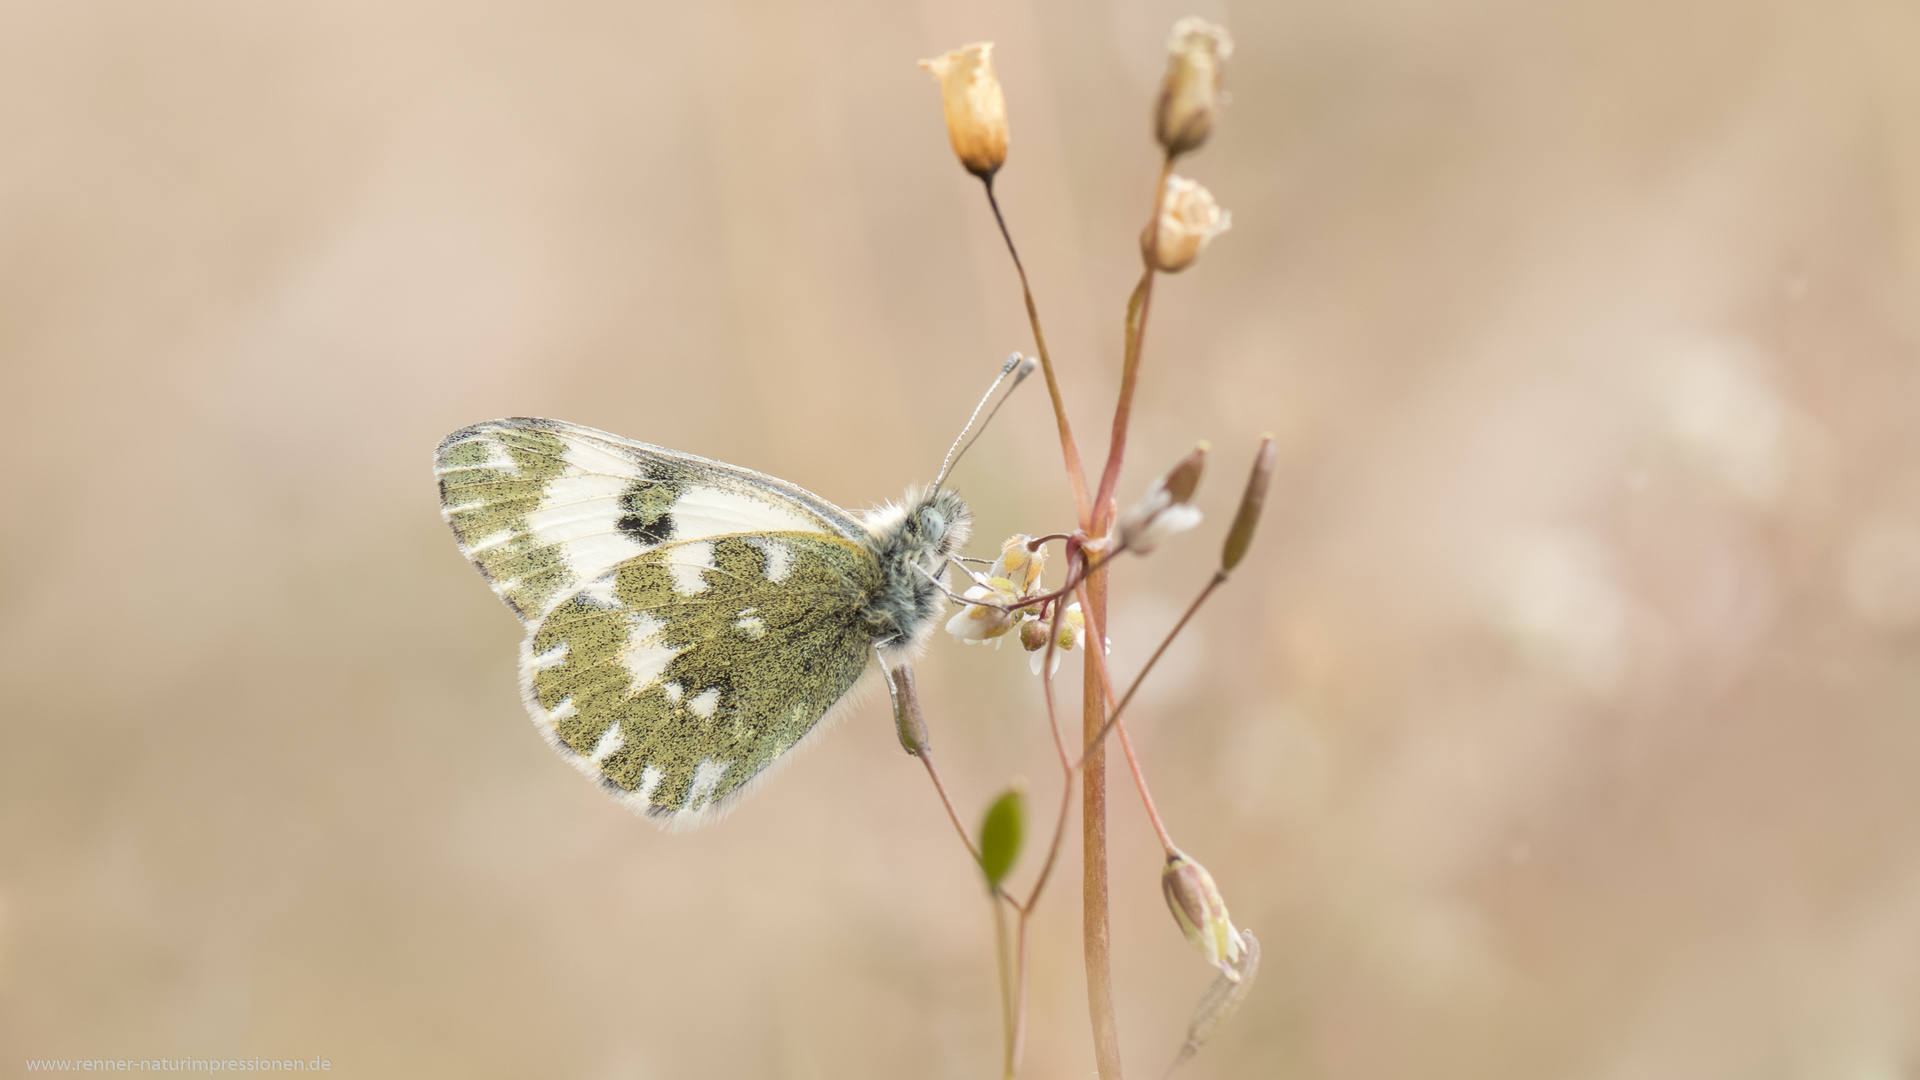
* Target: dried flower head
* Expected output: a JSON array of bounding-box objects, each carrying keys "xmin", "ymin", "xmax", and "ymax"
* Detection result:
[
  {"xmin": 1116, "ymin": 443, "xmax": 1208, "ymax": 554},
  {"xmin": 1143, "ymin": 175, "xmax": 1231, "ymax": 273},
  {"xmin": 1155, "ymin": 18, "xmax": 1233, "ymax": 157},
  {"xmin": 919, "ymin": 43, "xmax": 1009, "ymax": 179},
  {"xmin": 1161, "ymin": 850, "xmax": 1246, "ymax": 981}
]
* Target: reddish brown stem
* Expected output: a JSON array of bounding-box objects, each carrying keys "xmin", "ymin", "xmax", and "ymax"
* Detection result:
[
  {"xmin": 1074, "ymin": 578, "xmax": 1177, "ymax": 854},
  {"xmin": 1092, "ymin": 158, "xmax": 1175, "ymax": 524},
  {"xmin": 1004, "ymin": 588, "xmax": 1084, "ymax": 1080},
  {"xmin": 1078, "ymin": 570, "xmax": 1226, "ymax": 769},
  {"xmin": 1082, "ymin": 562, "xmax": 1124, "ymax": 1078},
  {"xmin": 918, "ymin": 752, "xmax": 982, "ymax": 865},
  {"xmin": 984, "ymin": 177, "xmax": 1092, "ymax": 528}
]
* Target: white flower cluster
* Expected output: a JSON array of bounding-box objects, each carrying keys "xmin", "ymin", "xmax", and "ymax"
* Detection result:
[{"xmin": 945, "ymin": 534, "xmax": 1086, "ymax": 676}]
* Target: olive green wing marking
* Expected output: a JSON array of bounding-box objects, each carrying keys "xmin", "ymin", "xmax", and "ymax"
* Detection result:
[
  {"xmin": 519, "ymin": 530, "xmax": 884, "ymax": 827},
  {"xmin": 435, "ymin": 418, "xmax": 863, "ymax": 621}
]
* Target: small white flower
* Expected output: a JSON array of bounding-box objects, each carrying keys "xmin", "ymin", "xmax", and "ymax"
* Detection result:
[
  {"xmin": 1116, "ymin": 482, "xmax": 1204, "ymax": 554},
  {"xmin": 945, "ymin": 580, "xmax": 1020, "ymax": 644},
  {"xmin": 1116, "ymin": 444, "xmax": 1207, "ymax": 555}
]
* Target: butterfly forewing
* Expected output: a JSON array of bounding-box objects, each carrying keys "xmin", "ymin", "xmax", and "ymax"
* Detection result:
[
  {"xmin": 523, "ymin": 532, "xmax": 881, "ymax": 822},
  {"xmin": 435, "ymin": 418, "xmax": 863, "ymax": 620}
]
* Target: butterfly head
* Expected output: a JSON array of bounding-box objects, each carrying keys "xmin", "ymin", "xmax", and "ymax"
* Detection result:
[{"xmin": 862, "ymin": 485, "xmax": 972, "ymax": 655}]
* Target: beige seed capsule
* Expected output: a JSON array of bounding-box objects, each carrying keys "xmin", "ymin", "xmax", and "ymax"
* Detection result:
[
  {"xmin": 1142, "ymin": 175, "xmax": 1232, "ymax": 273},
  {"xmin": 919, "ymin": 43, "xmax": 1010, "ymax": 179},
  {"xmin": 1155, "ymin": 17, "xmax": 1233, "ymax": 158}
]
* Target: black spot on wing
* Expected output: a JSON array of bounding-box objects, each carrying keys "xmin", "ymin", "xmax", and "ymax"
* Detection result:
[
  {"xmin": 618, "ymin": 510, "xmax": 675, "ymax": 545},
  {"xmin": 618, "ymin": 479, "xmax": 681, "ymax": 545}
]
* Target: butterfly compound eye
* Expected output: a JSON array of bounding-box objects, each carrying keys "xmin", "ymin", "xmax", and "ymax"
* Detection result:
[{"xmin": 920, "ymin": 507, "xmax": 947, "ymax": 541}]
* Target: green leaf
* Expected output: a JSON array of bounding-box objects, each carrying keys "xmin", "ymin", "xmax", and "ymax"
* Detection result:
[{"xmin": 978, "ymin": 784, "xmax": 1026, "ymax": 891}]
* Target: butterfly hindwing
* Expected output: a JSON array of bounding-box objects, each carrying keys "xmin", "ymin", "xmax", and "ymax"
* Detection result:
[
  {"xmin": 522, "ymin": 531, "xmax": 882, "ymax": 824},
  {"xmin": 435, "ymin": 418, "xmax": 863, "ymax": 620}
]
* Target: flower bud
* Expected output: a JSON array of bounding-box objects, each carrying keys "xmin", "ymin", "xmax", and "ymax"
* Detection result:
[
  {"xmin": 1116, "ymin": 442, "xmax": 1208, "ymax": 555},
  {"xmin": 1221, "ymin": 435, "xmax": 1276, "ymax": 573},
  {"xmin": 1155, "ymin": 18, "xmax": 1233, "ymax": 157},
  {"xmin": 1026, "ymin": 602, "xmax": 1086, "ymax": 677},
  {"xmin": 1142, "ymin": 175, "xmax": 1231, "ymax": 273},
  {"xmin": 991, "ymin": 534, "xmax": 1046, "ymax": 592},
  {"xmin": 919, "ymin": 43, "xmax": 1009, "ymax": 179},
  {"xmin": 1161, "ymin": 850, "xmax": 1246, "ymax": 980},
  {"xmin": 887, "ymin": 662, "xmax": 930, "ymax": 757}
]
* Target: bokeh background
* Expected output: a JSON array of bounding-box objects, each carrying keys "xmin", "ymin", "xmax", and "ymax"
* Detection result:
[{"xmin": 5, "ymin": 0, "xmax": 1920, "ymax": 1076}]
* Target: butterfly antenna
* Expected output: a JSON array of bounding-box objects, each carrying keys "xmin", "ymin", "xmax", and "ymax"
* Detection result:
[{"xmin": 934, "ymin": 352, "xmax": 1037, "ymax": 490}]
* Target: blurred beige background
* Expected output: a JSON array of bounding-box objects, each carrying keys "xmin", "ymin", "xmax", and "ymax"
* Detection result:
[{"xmin": 5, "ymin": 0, "xmax": 1920, "ymax": 1076}]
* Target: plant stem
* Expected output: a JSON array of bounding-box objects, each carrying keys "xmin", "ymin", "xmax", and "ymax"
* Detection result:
[
  {"xmin": 1005, "ymin": 592, "xmax": 1083, "ymax": 1080},
  {"xmin": 1092, "ymin": 157, "xmax": 1175, "ymax": 521},
  {"xmin": 1011, "ymin": 908, "xmax": 1033, "ymax": 1076},
  {"xmin": 918, "ymin": 751, "xmax": 982, "ymax": 865},
  {"xmin": 1076, "ymin": 154, "xmax": 1175, "ymax": 1080},
  {"xmin": 983, "ymin": 176, "xmax": 1092, "ymax": 528},
  {"xmin": 1023, "ymin": 585, "xmax": 1081, "ymax": 912},
  {"xmin": 1079, "ymin": 570, "xmax": 1226, "ymax": 767},
  {"xmin": 993, "ymin": 894, "xmax": 1015, "ymax": 1079},
  {"xmin": 1082, "ymin": 562, "xmax": 1124, "ymax": 1078},
  {"xmin": 1074, "ymin": 580, "xmax": 1177, "ymax": 854}
]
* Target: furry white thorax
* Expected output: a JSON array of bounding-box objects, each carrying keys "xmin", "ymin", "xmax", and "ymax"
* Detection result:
[{"xmin": 860, "ymin": 485, "xmax": 971, "ymax": 659}]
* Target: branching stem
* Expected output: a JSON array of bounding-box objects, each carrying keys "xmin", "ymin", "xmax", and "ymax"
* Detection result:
[
  {"xmin": 1078, "ymin": 570, "xmax": 1226, "ymax": 768},
  {"xmin": 1073, "ymin": 579, "xmax": 1178, "ymax": 854}
]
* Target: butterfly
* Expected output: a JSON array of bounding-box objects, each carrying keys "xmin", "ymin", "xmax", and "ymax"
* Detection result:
[{"xmin": 435, "ymin": 418, "xmax": 971, "ymax": 829}]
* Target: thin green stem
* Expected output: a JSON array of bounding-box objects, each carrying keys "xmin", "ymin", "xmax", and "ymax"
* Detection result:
[
  {"xmin": 993, "ymin": 894, "xmax": 1015, "ymax": 1079},
  {"xmin": 1011, "ymin": 908, "xmax": 1033, "ymax": 1076}
]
